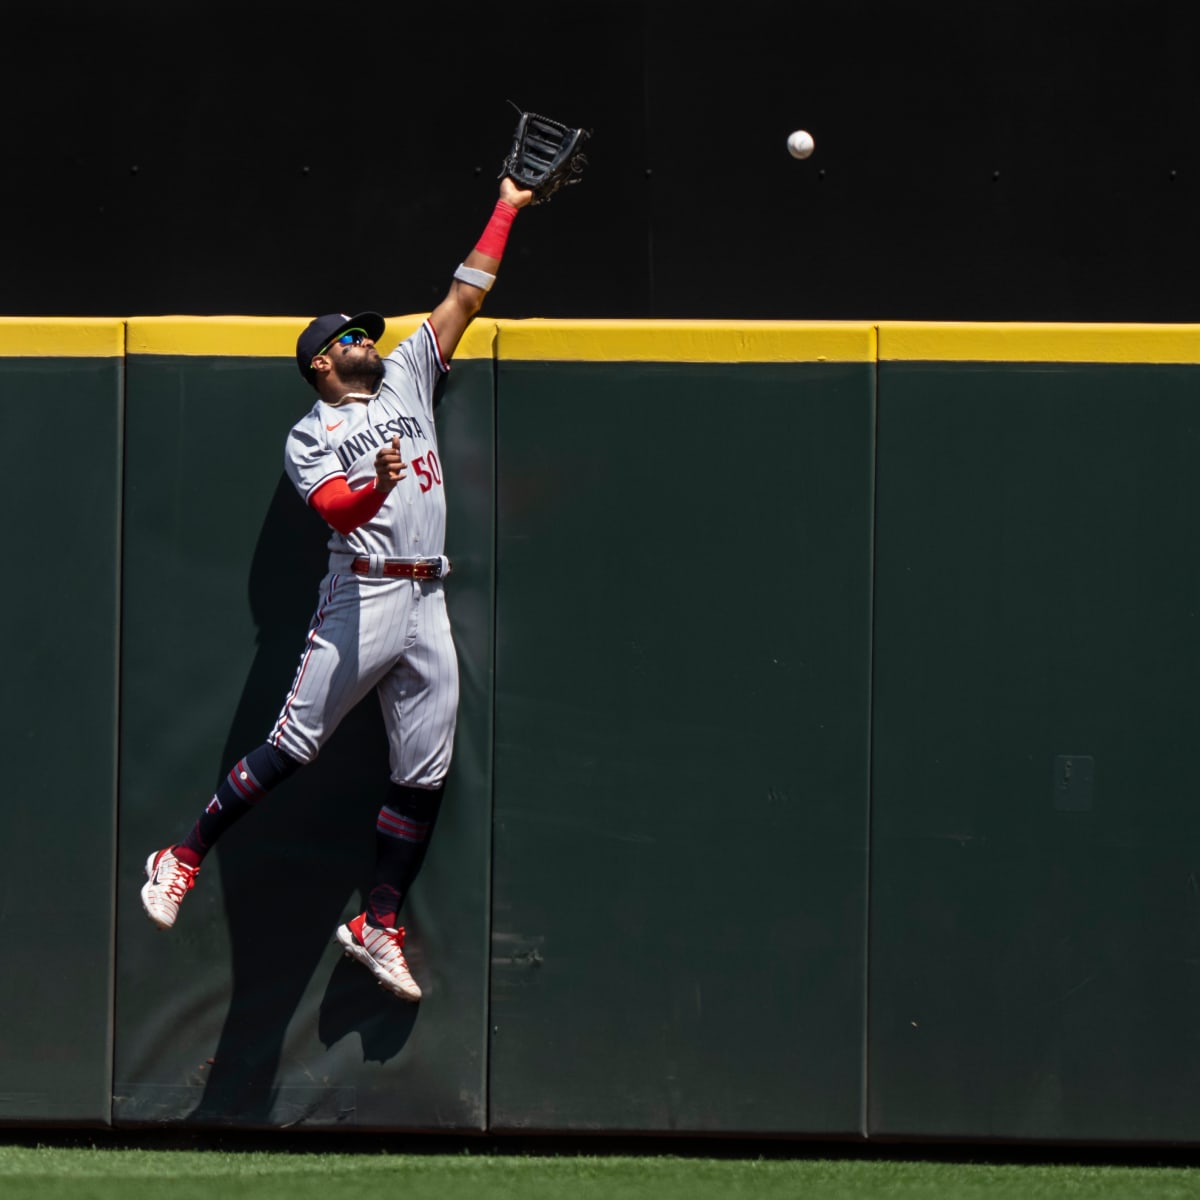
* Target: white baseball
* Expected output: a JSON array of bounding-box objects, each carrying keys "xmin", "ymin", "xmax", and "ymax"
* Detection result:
[{"xmin": 787, "ymin": 129, "xmax": 815, "ymax": 159}]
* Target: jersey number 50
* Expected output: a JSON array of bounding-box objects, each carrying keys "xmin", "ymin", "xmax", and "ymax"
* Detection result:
[{"xmin": 412, "ymin": 451, "xmax": 443, "ymax": 493}]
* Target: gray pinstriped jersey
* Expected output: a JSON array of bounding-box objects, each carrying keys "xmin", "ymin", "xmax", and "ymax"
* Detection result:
[{"xmin": 284, "ymin": 319, "xmax": 450, "ymax": 564}]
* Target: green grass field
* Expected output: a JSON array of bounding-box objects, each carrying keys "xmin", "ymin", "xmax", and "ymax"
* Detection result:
[{"xmin": 4, "ymin": 1142, "xmax": 1200, "ymax": 1200}]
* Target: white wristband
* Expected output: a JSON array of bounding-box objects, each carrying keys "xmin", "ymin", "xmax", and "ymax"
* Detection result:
[{"xmin": 453, "ymin": 263, "xmax": 496, "ymax": 291}]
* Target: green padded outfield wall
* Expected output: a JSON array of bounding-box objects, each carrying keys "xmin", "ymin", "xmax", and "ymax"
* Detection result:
[
  {"xmin": 488, "ymin": 321, "xmax": 877, "ymax": 1133},
  {"xmin": 869, "ymin": 324, "xmax": 1200, "ymax": 1143},
  {"xmin": 0, "ymin": 320, "xmax": 124, "ymax": 1125},
  {"xmin": 19, "ymin": 313, "xmax": 1200, "ymax": 1142},
  {"xmin": 113, "ymin": 317, "xmax": 497, "ymax": 1130}
]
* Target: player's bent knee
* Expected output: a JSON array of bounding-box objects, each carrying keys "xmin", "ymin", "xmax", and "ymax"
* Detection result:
[{"xmin": 271, "ymin": 730, "xmax": 320, "ymax": 768}]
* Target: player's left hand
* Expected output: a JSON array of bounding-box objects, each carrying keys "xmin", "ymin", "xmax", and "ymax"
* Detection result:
[
  {"xmin": 375, "ymin": 437, "xmax": 408, "ymax": 493},
  {"xmin": 500, "ymin": 176, "xmax": 535, "ymax": 209}
]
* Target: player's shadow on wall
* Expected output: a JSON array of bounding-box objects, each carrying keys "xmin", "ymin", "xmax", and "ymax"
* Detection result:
[{"xmin": 189, "ymin": 473, "xmax": 418, "ymax": 1126}]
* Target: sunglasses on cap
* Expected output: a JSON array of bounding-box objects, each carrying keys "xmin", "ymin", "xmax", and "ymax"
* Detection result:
[{"xmin": 315, "ymin": 328, "xmax": 370, "ymax": 358}]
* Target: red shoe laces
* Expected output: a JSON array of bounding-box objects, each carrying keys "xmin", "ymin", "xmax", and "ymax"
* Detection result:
[{"xmin": 163, "ymin": 862, "xmax": 196, "ymax": 903}]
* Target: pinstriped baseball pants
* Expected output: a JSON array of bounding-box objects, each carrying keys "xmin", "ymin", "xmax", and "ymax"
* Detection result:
[{"xmin": 268, "ymin": 570, "xmax": 460, "ymax": 788}]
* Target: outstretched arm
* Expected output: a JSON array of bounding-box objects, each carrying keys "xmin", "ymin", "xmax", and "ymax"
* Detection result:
[{"xmin": 428, "ymin": 176, "xmax": 534, "ymax": 360}]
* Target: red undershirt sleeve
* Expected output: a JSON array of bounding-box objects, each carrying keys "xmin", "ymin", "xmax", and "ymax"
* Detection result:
[{"xmin": 310, "ymin": 476, "xmax": 388, "ymax": 535}]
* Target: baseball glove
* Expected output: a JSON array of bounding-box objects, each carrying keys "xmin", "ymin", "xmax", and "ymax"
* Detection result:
[{"xmin": 501, "ymin": 109, "xmax": 590, "ymax": 204}]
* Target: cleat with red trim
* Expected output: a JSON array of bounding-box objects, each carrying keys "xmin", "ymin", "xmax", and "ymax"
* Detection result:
[
  {"xmin": 335, "ymin": 913, "xmax": 422, "ymax": 1001},
  {"xmin": 140, "ymin": 847, "xmax": 199, "ymax": 929}
]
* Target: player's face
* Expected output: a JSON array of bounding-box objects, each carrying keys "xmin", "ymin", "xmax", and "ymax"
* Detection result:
[{"xmin": 325, "ymin": 331, "xmax": 384, "ymax": 387}]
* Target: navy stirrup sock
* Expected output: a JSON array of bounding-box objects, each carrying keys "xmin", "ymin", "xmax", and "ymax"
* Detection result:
[
  {"xmin": 176, "ymin": 743, "xmax": 302, "ymax": 865},
  {"xmin": 366, "ymin": 784, "xmax": 445, "ymax": 929}
]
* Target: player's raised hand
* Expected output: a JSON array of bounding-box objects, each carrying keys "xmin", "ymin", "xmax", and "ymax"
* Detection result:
[
  {"xmin": 500, "ymin": 176, "xmax": 535, "ymax": 210},
  {"xmin": 375, "ymin": 437, "xmax": 408, "ymax": 493}
]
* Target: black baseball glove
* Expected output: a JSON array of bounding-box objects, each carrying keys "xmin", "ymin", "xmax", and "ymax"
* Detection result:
[{"xmin": 501, "ymin": 109, "xmax": 590, "ymax": 204}]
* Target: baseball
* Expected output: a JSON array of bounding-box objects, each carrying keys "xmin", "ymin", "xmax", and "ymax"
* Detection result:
[{"xmin": 787, "ymin": 130, "xmax": 815, "ymax": 159}]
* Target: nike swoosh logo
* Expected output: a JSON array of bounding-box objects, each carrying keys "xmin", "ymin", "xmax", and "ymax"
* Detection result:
[{"xmin": 326, "ymin": 421, "xmax": 344, "ymax": 431}]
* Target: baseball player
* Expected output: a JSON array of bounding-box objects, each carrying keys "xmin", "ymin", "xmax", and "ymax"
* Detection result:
[{"xmin": 140, "ymin": 174, "xmax": 535, "ymax": 1001}]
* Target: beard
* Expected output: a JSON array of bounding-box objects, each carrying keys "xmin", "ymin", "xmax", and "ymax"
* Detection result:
[{"xmin": 335, "ymin": 349, "xmax": 385, "ymax": 392}]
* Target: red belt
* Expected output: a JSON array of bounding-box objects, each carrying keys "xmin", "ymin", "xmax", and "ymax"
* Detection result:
[{"xmin": 351, "ymin": 557, "xmax": 445, "ymax": 580}]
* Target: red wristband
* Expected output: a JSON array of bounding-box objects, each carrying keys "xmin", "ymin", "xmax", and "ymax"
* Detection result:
[{"xmin": 475, "ymin": 199, "xmax": 518, "ymax": 260}]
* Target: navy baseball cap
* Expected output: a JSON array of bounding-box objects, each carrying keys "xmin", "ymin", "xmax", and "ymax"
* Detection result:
[{"xmin": 296, "ymin": 311, "xmax": 386, "ymax": 382}]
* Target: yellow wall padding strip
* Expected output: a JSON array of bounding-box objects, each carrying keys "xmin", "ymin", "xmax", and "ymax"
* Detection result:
[
  {"xmin": 493, "ymin": 319, "xmax": 877, "ymax": 362},
  {"xmin": 10, "ymin": 318, "xmax": 1200, "ymax": 366},
  {"xmin": 879, "ymin": 322, "xmax": 1200, "ymax": 364},
  {"xmin": 125, "ymin": 315, "xmax": 497, "ymax": 360},
  {"xmin": 0, "ymin": 318, "xmax": 124, "ymax": 357}
]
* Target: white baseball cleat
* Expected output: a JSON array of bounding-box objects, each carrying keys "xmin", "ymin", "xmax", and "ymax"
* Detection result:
[
  {"xmin": 335, "ymin": 913, "xmax": 422, "ymax": 1001},
  {"xmin": 140, "ymin": 847, "xmax": 199, "ymax": 929}
]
